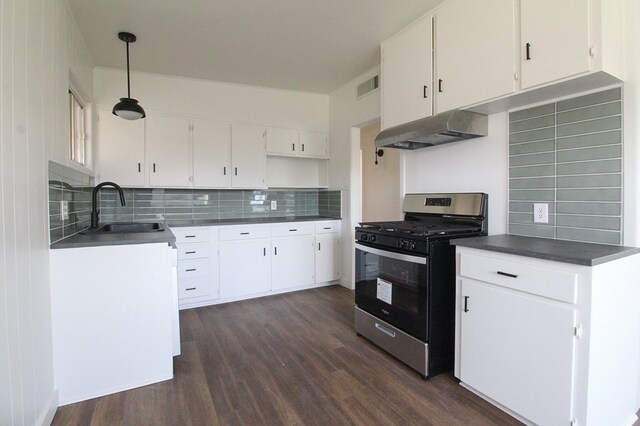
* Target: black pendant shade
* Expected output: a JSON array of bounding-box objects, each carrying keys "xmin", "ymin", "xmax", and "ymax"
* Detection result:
[{"xmin": 113, "ymin": 32, "xmax": 146, "ymax": 120}]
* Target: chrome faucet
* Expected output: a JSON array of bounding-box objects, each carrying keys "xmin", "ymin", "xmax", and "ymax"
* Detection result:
[{"xmin": 90, "ymin": 182, "xmax": 126, "ymax": 228}]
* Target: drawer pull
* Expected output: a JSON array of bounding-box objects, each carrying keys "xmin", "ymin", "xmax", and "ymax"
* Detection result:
[
  {"xmin": 240, "ymin": 232, "xmax": 250, "ymax": 235},
  {"xmin": 323, "ymin": 227, "xmax": 331, "ymax": 230},
  {"xmin": 185, "ymin": 268, "xmax": 197, "ymax": 272},
  {"xmin": 186, "ymin": 287, "xmax": 196, "ymax": 291},
  {"xmin": 464, "ymin": 296, "xmax": 470, "ymax": 313},
  {"xmin": 289, "ymin": 229, "xmax": 297, "ymax": 232},
  {"xmin": 185, "ymin": 235, "xmax": 196, "ymax": 238},
  {"xmin": 497, "ymin": 271, "xmax": 518, "ymax": 279},
  {"xmin": 375, "ymin": 323, "xmax": 396, "ymax": 338},
  {"xmin": 185, "ymin": 251, "xmax": 196, "ymax": 254}
]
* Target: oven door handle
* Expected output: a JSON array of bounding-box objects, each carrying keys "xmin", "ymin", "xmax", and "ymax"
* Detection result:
[{"xmin": 355, "ymin": 243, "xmax": 427, "ymax": 265}]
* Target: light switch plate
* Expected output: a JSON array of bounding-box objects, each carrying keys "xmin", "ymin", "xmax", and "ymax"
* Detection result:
[
  {"xmin": 533, "ymin": 203, "xmax": 549, "ymax": 223},
  {"xmin": 271, "ymin": 200, "xmax": 277, "ymax": 210}
]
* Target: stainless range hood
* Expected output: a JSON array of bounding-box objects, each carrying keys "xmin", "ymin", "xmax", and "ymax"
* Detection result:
[{"xmin": 375, "ymin": 110, "xmax": 488, "ymax": 150}]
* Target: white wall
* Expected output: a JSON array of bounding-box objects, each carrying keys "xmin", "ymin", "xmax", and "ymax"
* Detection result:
[
  {"xmin": 0, "ymin": 0, "xmax": 91, "ymax": 424},
  {"xmin": 403, "ymin": 113, "xmax": 509, "ymax": 235},
  {"xmin": 328, "ymin": 66, "xmax": 381, "ymax": 289}
]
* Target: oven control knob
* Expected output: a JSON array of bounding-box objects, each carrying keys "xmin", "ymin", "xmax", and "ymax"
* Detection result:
[
  {"xmin": 370, "ymin": 235, "xmax": 377, "ymax": 242},
  {"xmin": 410, "ymin": 241, "xmax": 417, "ymax": 250},
  {"xmin": 398, "ymin": 240, "xmax": 408, "ymax": 249},
  {"xmin": 361, "ymin": 234, "xmax": 369, "ymax": 241}
]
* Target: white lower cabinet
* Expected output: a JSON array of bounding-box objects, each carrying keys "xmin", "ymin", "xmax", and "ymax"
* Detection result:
[
  {"xmin": 219, "ymin": 237, "xmax": 271, "ymax": 299},
  {"xmin": 315, "ymin": 220, "xmax": 341, "ymax": 283},
  {"xmin": 271, "ymin": 235, "xmax": 315, "ymax": 291},
  {"xmin": 455, "ymin": 246, "xmax": 640, "ymax": 426}
]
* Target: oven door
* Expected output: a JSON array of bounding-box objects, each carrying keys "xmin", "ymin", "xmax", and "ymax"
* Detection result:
[{"xmin": 355, "ymin": 243, "xmax": 428, "ymax": 341}]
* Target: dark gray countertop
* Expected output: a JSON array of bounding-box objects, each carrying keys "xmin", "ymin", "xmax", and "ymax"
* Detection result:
[
  {"xmin": 452, "ymin": 234, "xmax": 640, "ymax": 266},
  {"xmin": 50, "ymin": 216, "xmax": 341, "ymax": 249}
]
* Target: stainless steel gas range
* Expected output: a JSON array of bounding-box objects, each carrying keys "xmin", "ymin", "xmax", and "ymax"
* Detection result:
[{"xmin": 354, "ymin": 192, "xmax": 488, "ymax": 379}]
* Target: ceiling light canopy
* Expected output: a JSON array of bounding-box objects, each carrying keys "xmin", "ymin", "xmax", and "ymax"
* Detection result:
[{"xmin": 112, "ymin": 32, "xmax": 146, "ymax": 120}]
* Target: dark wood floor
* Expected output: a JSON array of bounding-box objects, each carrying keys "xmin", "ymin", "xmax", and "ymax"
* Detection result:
[{"xmin": 52, "ymin": 285, "xmax": 524, "ymax": 425}]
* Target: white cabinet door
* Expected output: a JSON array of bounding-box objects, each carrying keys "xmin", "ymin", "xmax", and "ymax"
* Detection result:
[
  {"xmin": 520, "ymin": 0, "xmax": 590, "ymax": 89},
  {"xmin": 271, "ymin": 235, "xmax": 315, "ymax": 291},
  {"xmin": 298, "ymin": 131, "xmax": 328, "ymax": 158},
  {"xmin": 219, "ymin": 239, "xmax": 270, "ymax": 298},
  {"xmin": 231, "ymin": 124, "xmax": 267, "ymax": 188},
  {"xmin": 460, "ymin": 279, "xmax": 576, "ymax": 426},
  {"xmin": 98, "ymin": 109, "xmax": 145, "ymax": 186},
  {"xmin": 435, "ymin": 0, "xmax": 516, "ymax": 113},
  {"xmin": 315, "ymin": 233, "xmax": 340, "ymax": 283},
  {"xmin": 193, "ymin": 120, "xmax": 231, "ymax": 188},
  {"xmin": 266, "ymin": 127, "xmax": 299, "ymax": 156},
  {"xmin": 147, "ymin": 116, "xmax": 191, "ymax": 187},
  {"xmin": 381, "ymin": 15, "xmax": 432, "ymax": 130}
]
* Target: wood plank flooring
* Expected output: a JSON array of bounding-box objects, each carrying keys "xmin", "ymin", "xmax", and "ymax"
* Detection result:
[{"xmin": 52, "ymin": 285, "xmax": 524, "ymax": 425}]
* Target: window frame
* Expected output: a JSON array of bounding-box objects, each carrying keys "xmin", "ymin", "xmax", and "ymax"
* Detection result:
[{"xmin": 68, "ymin": 89, "xmax": 86, "ymax": 166}]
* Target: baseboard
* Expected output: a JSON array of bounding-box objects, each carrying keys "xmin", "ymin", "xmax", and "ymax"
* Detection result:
[{"xmin": 37, "ymin": 389, "xmax": 59, "ymax": 426}]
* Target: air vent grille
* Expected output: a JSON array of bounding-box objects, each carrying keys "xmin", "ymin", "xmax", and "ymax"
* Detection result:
[{"xmin": 357, "ymin": 75, "xmax": 379, "ymax": 99}]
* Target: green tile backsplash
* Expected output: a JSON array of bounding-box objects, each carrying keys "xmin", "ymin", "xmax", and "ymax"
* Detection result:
[{"xmin": 508, "ymin": 87, "xmax": 622, "ymax": 245}]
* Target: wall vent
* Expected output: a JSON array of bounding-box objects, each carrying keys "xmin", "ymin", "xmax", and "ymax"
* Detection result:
[{"xmin": 357, "ymin": 75, "xmax": 379, "ymax": 99}]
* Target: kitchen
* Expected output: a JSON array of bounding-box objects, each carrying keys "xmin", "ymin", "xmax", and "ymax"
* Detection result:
[{"xmin": 3, "ymin": 0, "xmax": 640, "ymax": 425}]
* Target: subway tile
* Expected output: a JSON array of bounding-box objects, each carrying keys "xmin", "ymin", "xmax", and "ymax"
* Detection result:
[
  {"xmin": 509, "ymin": 114, "xmax": 555, "ymax": 133},
  {"xmin": 557, "ymin": 130, "xmax": 621, "ymax": 150},
  {"xmin": 508, "ymin": 223, "xmax": 555, "ymax": 239},
  {"xmin": 509, "ymin": 212, "xmax": 556, "ymax": 226},
  {"xmin": 509, "ymin": 152, "xmax": 555, "ymax": 167},
  {"xmin": 509, "ymin": 127, "xmax": 555, "ymax": 144},
  {"xmin": 509, "ymin": 165, "xmax": 556, "ymax": 178},
  {"xmin": 557, "ymin": 188, "xmax": 621, "ymax": 202},
  {"xmin": 556, "ymin": 101, "xmax": 621, "ymax": 124},
  {"xmin": 508, "ymin": 189, "xmax": 555, "ymax": 202},
  {"xmin": 509, "ymin": 201, "xmax": 556, "ymax": 213},
  {"xmin": 556, "ymin": 145, "xmax": 621, "ymax": 162},
  {"xmin": 509, "ymin": 103, "xmax": 555, "ymax": 122},
  {"xmin": 556, "ymin": 215, "xmax": 620, "ymax": 231},
  {"xmin": 556, "ymin": 227, "xmax": 620, "ymax": 245},
  {"xmin": 556, "ymin": 174, "xmax": 621, "ymax": 189},
  {"xmin": 509, "ymin": 177, "xmax": 555, "ymax": 189},
  {"xmin": 193, "ymin": 212, "xmax": 220, "ymax": 220},
  {"xmin": 556, "ymin": 202, "xmax": 620, "ymax": 216},
  {"xmin": 557, "ymin": 116, "xmax": 621, "ymax": 137},
  {"xmin": 509, "ymin": 139, "xmax": 555, "ymax": 155},
  {"xmin": 556, "ymin": 87, "xmax": 621, "ymax": 111},
  {"xmin": 556, "ymin": 159, "xmax": 621, "ymax": 175}
]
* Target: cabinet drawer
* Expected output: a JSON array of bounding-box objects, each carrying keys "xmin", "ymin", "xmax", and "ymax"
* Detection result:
[
  {"xmin": 177, "ymin": 243, "xmax": 211, "ymax": 260},
  {"xmin": 178, "ymin": 276, "xmax": 212, "ymax": 299},
  {"xmin": 459, "ymin": 252, "xmax": 577, "ymax": 304},
  {"xmin": 219, "ymin": 225, "xmax": 269, "ymax": 241},
  {"xmin": 177, "ymin": 259, "xmax": 211, "ymax": 279},
  {"xmin": 270, "ymin": 222, "xmax": 314, "ymax": 237},
  {"xmin": 315, "ymin": 220, "xmax": 341, "ymax": 234},
  {"xmin": 172, "ymin": 227, "xmax": 210, "ymax": 243}
]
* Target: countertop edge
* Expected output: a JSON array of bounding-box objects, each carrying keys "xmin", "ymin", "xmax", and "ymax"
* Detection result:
[
  {"xmin": 50, "ymin": 230, "xmax": 177, "ymax": 250},
  {"xmin": 166, "ymin": 216, "xmax": 341, "ymax": 228}
]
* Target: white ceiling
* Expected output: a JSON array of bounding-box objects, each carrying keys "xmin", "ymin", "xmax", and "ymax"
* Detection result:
[{"xmin": 67, "ymin": 0, "xmax": 443, "ymax": 93}]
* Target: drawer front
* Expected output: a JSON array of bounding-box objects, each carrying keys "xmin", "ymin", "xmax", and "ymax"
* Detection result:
[
  {"xmin": 459, "ymin": 252, "xmax": 577, "ymax": 304},
  {"xmin": 270, "ymin": 222, "xmax": 314, "ymax": 237},
  {"xmin": 178, "ymin": 276, "xmax": 212, "ymax": 299},
  {"xmin": 315, "ymin": 220, "xmax": 341, "ymax": 234},
  {"xmin": 177, "ymin": 243, "xmax": 211, "ymax": 260},
  {"xmin": 172, "ymin": 227, "xmax": 210, "ymax": 243},
  {"xmin": 177, "ymin": 259, "xmax": 211, "ymax": 279},
  {"xmin": 218, "ymin": 225, "xmax": 270, "ymax": 241}
]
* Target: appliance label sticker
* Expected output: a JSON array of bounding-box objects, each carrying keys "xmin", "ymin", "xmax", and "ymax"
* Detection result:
[{"xmin": 376, "ymin": 278, "xmax": 392, "ymax": 305}]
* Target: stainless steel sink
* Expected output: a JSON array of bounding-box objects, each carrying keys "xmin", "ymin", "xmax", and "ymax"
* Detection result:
[{"xmin": 81, "ymin": 222, "xmax": 165, "ymax": 234}]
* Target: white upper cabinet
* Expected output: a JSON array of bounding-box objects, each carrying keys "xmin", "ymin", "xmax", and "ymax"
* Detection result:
[
  {"xmin": 98, "ymin": 109, "xmax": 145, "ymax": 186},
  {"xmin": 231, "ymin": 124, "xmax": 267, "ymax": 188},
  {"xmin": 434, "ymin": 0, "xmax": 516, "ymax": 113},
  {"xmin": 520, "ymin": 0, "xmax": 590, "ymax": 89},
  {"xmin": 192, "ymin": 120, "xmax": 231, "ymax": 188},
  {"xmin": 298, "ymin": 131, "xmax": 328, "ymax": 158},
  {"xmin": 380, "ymin": 15, "xmax": 432, "ymax": 130},
  {"xmin": 266, "ymin": 127, "xmax": 299, "ymax": 156},
  {"xmin": 146, "ymin": 116, "xmax": 191, "ymax": 187}
]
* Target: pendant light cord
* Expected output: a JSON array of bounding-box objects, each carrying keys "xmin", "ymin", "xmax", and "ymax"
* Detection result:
[{"xmin": 126, "ymin": 41, "xmax": 131, "ymax": 98}]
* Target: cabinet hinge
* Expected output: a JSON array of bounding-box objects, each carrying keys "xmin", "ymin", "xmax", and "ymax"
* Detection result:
[{"xmin": 574, "ymin": 324, "xmax": 583, "ymax": 339}]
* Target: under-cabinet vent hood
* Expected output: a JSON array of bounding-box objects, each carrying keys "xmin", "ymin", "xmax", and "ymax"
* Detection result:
[{"xmin": 375, "ymin": 110, "xmax": 488, "ymax": 150}]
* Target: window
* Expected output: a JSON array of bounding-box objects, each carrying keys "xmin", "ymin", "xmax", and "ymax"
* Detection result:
[{"xmin": 69, "ymin": 90, "xmax": 86, "ymax": 165}]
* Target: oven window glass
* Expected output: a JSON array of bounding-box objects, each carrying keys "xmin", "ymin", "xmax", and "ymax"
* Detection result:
[{"xmin": 355, "ymin": 247, "xmax": 428, "ymax": 340}]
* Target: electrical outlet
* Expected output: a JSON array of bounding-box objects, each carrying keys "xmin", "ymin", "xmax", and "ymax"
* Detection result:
[
  {"xmin": 271, "ymin": 200, "xmax": 277, "ymax": 210},
  {"xmin": 533, "ymin": 203, "xmax": 549, "ymax": 223}
]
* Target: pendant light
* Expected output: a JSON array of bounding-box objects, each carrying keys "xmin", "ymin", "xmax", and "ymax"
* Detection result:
[{"xmin": 112, "ymin": 32, "xmax": 146, "ymax": 120}]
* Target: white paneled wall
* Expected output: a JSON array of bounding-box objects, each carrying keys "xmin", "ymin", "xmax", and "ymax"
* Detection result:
[{"xmin": 0, "ymin": 0, "xmax": 92, "ymax": 424}]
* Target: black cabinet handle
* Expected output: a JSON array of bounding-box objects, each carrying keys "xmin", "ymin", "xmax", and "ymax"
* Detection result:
[
  {"xmin": 525, "ymin": 42, "xmax": 531, "ymax": 60},
  {"xmin": 185, "ymin": 251, "xmax": 196, "ymax": 254},
  {"xmin": 423, "ymin": 85, "xmax": 428, "ymax": 98},
  {"xmin": 292, "ymin": 143, "xmax": 295, "ymax": 151},
  {"xmin": 186, "ymin": 287, "xmax": 196, "ymax": 291},
  {"xmin": 464, "ymin": 296, "xmax": 470, "ymax": 312},
  {"xmin": 185, "ymin": 268, "xmax": 196, "ymax": 272},
  {"xmin": 223, "ymin": 166, "xmax": 226, "ymax": 175},
  {"xmin": 137, "ymin": 163, "xmax": 141, "ymax": 172},
  {"xmin": 274, "ymin": 247, "xmax": 278, "ymax": 255},
  {"xmin": 289, "ymin": 229, "xmax": 297, "ymax": 232},
  {"xmin": 234, "ymin": 167, "xmax": 238, "ymax": 176},
  {"xmin": 438, "ymin": 79, "xmax": 443, "ymax": 93},
  {"xmin": 302, "ymin": 144, "xmax": 305, "ymax": 152},
  {"xmin": 240, "ymin": 232, "xmax": 250, "ymax": 235},
  {"xmin": 263, "ymin": 248, "xmax": 266, "ymax": 256},
  {"xmin": 185, "ymin": 235, "xmax": 196, "ymax": 238},
  {"xmin": 153, "ymin": 163, "xmax": 156, "ymax": 173},
  {"xmin": 497, "ymin": 271, "xmax": 519, "ymax": 278},
  {"xmin": 318, "ymin": 243, "xmax": 321, "ymax": 250}
]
